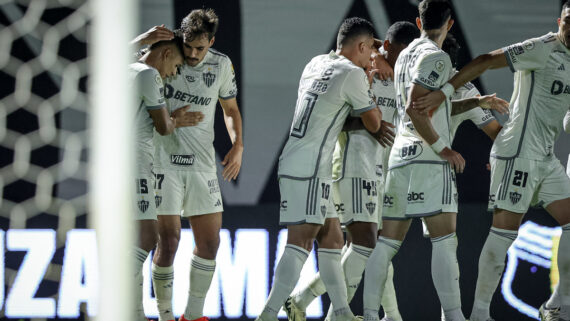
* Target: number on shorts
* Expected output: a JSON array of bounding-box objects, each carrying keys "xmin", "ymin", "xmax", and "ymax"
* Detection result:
[
  {"xmin": 154, "ymin": 173, "xmax": 164, "ymax": 190},
  {"xmin": 512, "ymin": 170, "xmax": 528, "ymax": 188},
  {"xmin": 362, "ymin": 180, "xmax": 377, "ymax": 196},
  {"xmin": 136, "ymin": 179, "xmax": 148, "ymax": 194},
  {"xmin": 290, "ymin": 92, "xmax": 318, "ymax": 138},
  {"xmin": 321, "ymin": 182, "xmax": 330, "ymax": 200}
]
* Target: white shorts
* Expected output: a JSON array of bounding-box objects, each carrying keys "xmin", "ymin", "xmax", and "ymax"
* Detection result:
[
  {"xmin": 382, "ymin": 162, "xmax": 458, "ymax": 220},
  {"xmin": 488, "ymin": 156, "xmax": 570, "ymax": 213},
  {"xmin": 154, "ymin": 169, "xmax": 223, "ymax": 217},
  {"xmin": 279, "ymin": 177, "xmax": 337, "ymax": 225},
  {"xmin": 333, "ymin": 177, "xmax": 383, "ymax": 228},
  {"xmin": 135, "ymin": 153, "xmax": 157, "ymax": 220}
]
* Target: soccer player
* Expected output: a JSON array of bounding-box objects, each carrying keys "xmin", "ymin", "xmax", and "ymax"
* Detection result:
[
  {"xmin": 362, "ymin": 1, "xmax": 467, "ymax": 321},
  {"xmin": 412, "ymin": 2, "xmax": 570, "ymax": 320},
  {"xmin": 257, "ymin": 17, "xmax": 382, "ymax": 321},
  {"xmin": 282, "ymin": 21, "xmax": 420, "ymax": 321},
  {"xmin": 130, "ymin": 35, "xmax": 203, "ymax": 321},
  {"xmin": 134, "ymin": 9, "xmax": 243, "ymax": 321}
]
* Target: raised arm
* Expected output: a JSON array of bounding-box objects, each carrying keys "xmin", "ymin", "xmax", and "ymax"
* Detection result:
[
  {"xmin": 413, "ymin": 50, "xmax": 508, "ymax": 113},
  {"xmin": 219, "ymin": 97, "xmax": 243, "ymax": 181},
  {"xmin": 450, "ymin": 93, "xmax": 509, "ymax": 116}
]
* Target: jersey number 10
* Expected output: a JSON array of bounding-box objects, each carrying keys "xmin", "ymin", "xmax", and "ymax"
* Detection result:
[{"xmin": 290, "ymin": 92, "xmax": 318, "ymax": 138}]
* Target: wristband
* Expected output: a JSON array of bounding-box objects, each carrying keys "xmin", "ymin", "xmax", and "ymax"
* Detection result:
[
  {"xmin": 440, "ymin": 83, "xmax": 455, "ymax": 99},
  {"xmin": 430, "ymin": 137, "xmax": 449, "ymax": 154}
]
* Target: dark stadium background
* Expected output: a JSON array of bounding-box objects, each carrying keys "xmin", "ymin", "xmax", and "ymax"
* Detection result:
[{"xmin": 1, "ymin": 0, "xmax": 568, "ymax": 320}]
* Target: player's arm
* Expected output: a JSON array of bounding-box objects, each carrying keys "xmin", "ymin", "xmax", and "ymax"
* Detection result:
[
  {"xmin": 413, "ymin": 50, "xmax": 508, "ymax": 113},
  {"xmin": 451, "ymin": 93, "xmax": 509, "ymax": 116},
  {"xmin": 149, "ymin": 107, "xmax": 177, "ymax": 136},
  {"xmin": 219, "ymin": 97, "xmax": 243, "ymax": 181},
  {"xmin": 481, "ymin": 119, "xmax": 502, "ymax": 141},
  {"xmin": 406, "ymin": 84, "xmax": 465, "ymax": 172}
]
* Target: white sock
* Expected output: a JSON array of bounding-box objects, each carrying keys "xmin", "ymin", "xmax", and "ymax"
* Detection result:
[
  {"xmin": 134, "ymin": 247, "xmax": 149, "ymax": 320},
  {"xmin": 470, "ymin": 227, "xmax": 516, "ymax": 321},
  {"xmin": 324, "ymin": 244, "xmax": 373, "ymax": 321},
  {"xmin": 152, "ymin": 263, "xmax": 175, "ymax": 321},
  {"xmin": 319, "ymin": 248, "xmax": 353, "ymax": 321},
  {"xmin": 294, "ymin": 245, "xmax": 349, "ymax": 314},
  {"xmin": 293, "ymin": 272, "xmax": 326, "ymax": 310},
  {"xmin": 558, "ymin": 224, "xmax": 570, "ymax": 319},
  {"xmin": 381, "ymin": 262, "xmax": 402, "ymax": 321},
  {"xmin": 261, "ymin": 244, "xmax": 309, "ymax": 321},
  {"xmin": 363, "ymin": 237, "xmax": 401, "ymax": 321},
  {"xmin": 431, "ymin": 233, "xmax": 464, "ymax": 321},
  {"xmin": 184, "ymin": 255, "xmax": 216, "ymax": 319}
]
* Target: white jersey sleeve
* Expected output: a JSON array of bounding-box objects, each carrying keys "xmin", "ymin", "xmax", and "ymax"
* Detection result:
[
  {"xmin": 218, "ymin": 58, "xmax": 238, "ymax": 99},
  {"xmin": 503, "ymin": 35, "xmax": 551, "ymax": 72},
  {"xmin": 137, "ymin": 68, "xmax": 166, "ymax": 110},
  {"xmin": 412, "ymin": 51, "xmax": 452, "ymax": 91},
  {"xmin": 342, "ymin": 68, "xmax": 376, "ymax": 116}
]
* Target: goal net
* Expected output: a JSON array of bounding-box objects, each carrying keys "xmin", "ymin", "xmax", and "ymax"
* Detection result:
[{"xmin": 0, "ymin": 0, "xmax": 135, "ymax": 319}]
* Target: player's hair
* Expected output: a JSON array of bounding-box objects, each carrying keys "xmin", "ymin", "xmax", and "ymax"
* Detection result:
[
  {"xmin": 564, "ymin": 0, "xmax": 570, "ymax": 12},
  {"xmin": 441, "ymin": 33, "xmax": 460, "ymax": 67},
  {"xmin": 385, "ymin": 21, "xmax": 420, "ymax": 46},
  {"xmin": 418, "ymin": 0, "xmax": 452, "ymax": 30},
  {"xmin": 337, "ymin": 17, "xmax": 375, "ymax": 48},
  {"xmin": 181, "ymin": 8, "xmax": 219, "ymax": 42},
  {"xmin": 149, "ymin": 32, "xmax": 185, "ymax": 57}
]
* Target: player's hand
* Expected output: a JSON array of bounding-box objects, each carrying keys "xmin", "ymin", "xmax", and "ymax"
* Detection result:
[
  {"xmin": 439, "ymin": 147, "xmax": 466, "ymax": 173},
  {"xmin": 172, "ymin": 106, "xmax": 204, "ymax": 127},
  {"xmin": 221, "ymin": 142, "xmax": 243, "ymax": 181},
  {"xmin": 478, "ymin": 93, "xmax": 509, "ymax": 115},
  {"xmin": 132, "ymin": 24, "xmax": 174, "ymax": 47},
  {"xmin": 371, "ymin": 121, "xmax": 396, "ymax": 147},
  {"xmin": 413, "ymin": 90, "xmax": 446, "ymax": 115},
  {"xmin": 486, "ymin": 163, "xmax": 491, "ymax": 171},
  {"xmin": 370, "ymin": 53, "xmax": 393, "ymax": 81}
]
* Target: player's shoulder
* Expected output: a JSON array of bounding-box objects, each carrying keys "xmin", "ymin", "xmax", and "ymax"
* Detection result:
[
  {"xmin": 206, "ymin": 48, "xmax": 232, "ymax": 65},
  {"xmin": 131, "ymin": 62, "xmax": 161, "ymax": 84}
]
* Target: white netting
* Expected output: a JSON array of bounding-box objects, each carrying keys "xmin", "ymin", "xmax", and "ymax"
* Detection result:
[{"xmin": 0, "ymin": 0, "xmax": 89, "ymax": 318}]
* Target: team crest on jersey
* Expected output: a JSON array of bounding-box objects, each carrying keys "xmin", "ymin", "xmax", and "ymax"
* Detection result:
[
  {"xmin": 203, "ymin": 71, "xmax": 216, "ymax": 87},
  {"xmin": 320, "ymin": 205, "xmax": 327, "ymax": 217},
  {"xmin": 523, "ymin": 40, "xmax": 534, "ymax": 51},
  {"xmin": 510, "ymin": 191, "xmax": 522, "ymax": 204},
  {"xmin": 155, "ymin": 195, "xmax": 162, "ymax": 208},
  {"xmin": 366, "ymin": 202, "xmax": 376, "ymax": 215},
  {"xmin": 435, "ymin": 60, "xmax": 445, "ymax": 72},
  {"xmin": 138, "ymin": 200, "xmax": 149, "ymax": 213}
]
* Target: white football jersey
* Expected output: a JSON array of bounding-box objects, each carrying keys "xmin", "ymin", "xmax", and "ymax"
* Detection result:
[
  {"xmin": 450, "ymin": 77, "xmax": 495, "ymax": 139},
  {"xmin": 154, "ymin": 49, "xmax": 237, "ymax": 172},
  {"xmin": 492, "ymin": 32, "xmax": 570, "ymax": 160},
  {"xmin": 390, "ymin": 37, "xmax": 453, "ymax": 169},
  {"xmin": 278, "ymin": 51, "xmax": 376, "ymax": 179},
  {"xmin": 332, "ymin": 77, "xmax": 397, "ymax": 181},
  {"xmin": 129, "ymin": 62, "xmax": 166, "ymax": 156}
]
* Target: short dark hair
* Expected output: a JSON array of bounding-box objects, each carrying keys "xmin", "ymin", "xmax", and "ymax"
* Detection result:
[
  {"xmin": 385, "ymin": 21, "xmax": 420, "ymax": 46},
  {"xmin": 337, "ymin": 17, "xmax": 375, "ymax": 48},
  {"xmin": 441, "ymin": 33, "xmax": 460, "ymax": 67},
  {"xmin": 150, "ymin": 32, "xmax": 185, "ymax": 57},
  {"xmin": 181, "ymin": 8, "xmax": 219, "ymax": 42},
  {"xmin": 418, "ymin": 0, "xmax": 452, "ymax": 30},
  {"xmin": 564, "ymin": 0, "xmax": 570, "ymax": 11}
]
